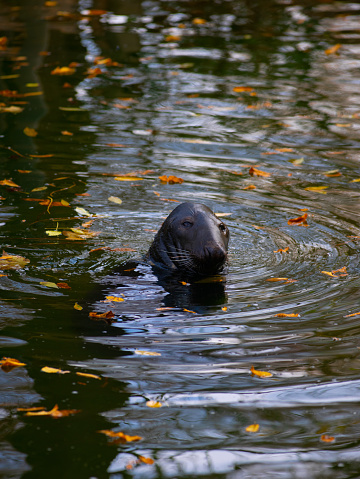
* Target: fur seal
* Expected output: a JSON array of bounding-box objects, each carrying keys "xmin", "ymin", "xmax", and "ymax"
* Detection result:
[{"xmin": 146, "ymin": 202, "xmax": 229, "ymax": 279}]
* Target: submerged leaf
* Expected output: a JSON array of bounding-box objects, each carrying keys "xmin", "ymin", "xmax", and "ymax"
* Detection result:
[{"xmin": 245, "ymin": 424, "xmax": 260, "ymax": 433}]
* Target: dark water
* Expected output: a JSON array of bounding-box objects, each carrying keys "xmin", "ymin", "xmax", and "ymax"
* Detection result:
[{"xmin": 1, "ymin": 0, "xmax": 360, "ymax": 477}]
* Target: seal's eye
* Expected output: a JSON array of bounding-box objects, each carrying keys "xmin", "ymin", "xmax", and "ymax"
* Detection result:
[
  {"xmin": 182, "ymin": 221, "xmax": 193, "ymax": 228},
  {"xmin": 219, "ymin": 223, "xmax": 226, "ymax": 233}
]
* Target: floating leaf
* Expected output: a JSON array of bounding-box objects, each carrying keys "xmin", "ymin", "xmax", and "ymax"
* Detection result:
[
  {"xmin": 0, "ymin": 357, "xmax": 26, "ymax": 372},
  {"xmin": 249, "ymin": 167, "xmax": 270, "ymax": 177},
  {"xmin": 57, "ymin": 282, "xmax": 71, "ymax": 289},
  {"xmin": 0, "ymin": 179, "xmax": 20, "ymax": 187},
  {"xmin": 104, "ymin": 296, "xmax": 124, "ymax": 302},
  {"xmin": 287, "ymin": 213, "xmax": 308, "ymax": 226},
  {"xmin": 289, "ymin": 157, "xmax": 304, "ymax": 165},
  {"xmin": 321, "ymin": 266, "xmax": 347, "ymax": 278},
  {"xmin": 25, "ymin": 404, "xmax": 80, "ymax": 418},
  {"xmin": 23, "ymin": 127, "xmax": 38, "ymax": 137},
  {"xmin": 98, "ymin": 430, "xmax": 142, "ymax": 442},
  {"xmin": 159, "ymin": 175, "xmax": 184, "ymax": 184},
  {"xmin": 192, "ymin": 17, "xmax": 206, "ymax": 24},
  {"xmin": 245, "ymin": 424, "xmax": 260, "ymax": 433},
  {"xmin": 114, "ymin": 176, "xmax": 143, "ymax": 181},
  {"xmin": 274, "ymin": 247, "xmax": 289, "ymax": 253},
  {"xmin": 321, "ymin": 434, "xmax": 335, "ymax": 443},
  {"xmin": 61, "ymin": 130, "xmax": 73, "ymax": 136},
  {"xmin": 31, "ymin": 186, "xmax": 47, "ymax": 192},
  {"xmin": 41, "ymin": 366, "xmax": 70, "ymax": 374},
  {"xmin": 146, "ymin": 400, "xmax": 163, "ymax": 408},
  {"xmin": 222, "ymin": 307, "xmax": 227, "ymax": 311},
  {"xmin": 76, "ymin": 372, "xmax": 101, "ymax": 380},
  {"xmin": 250, "ymin": 365, "xmax": 273, "ymax": 378},
  {"xmin": 63, "ymin": 229, "xmax": 99, "ymax": 240},
  {"xmin": 266, "ymin": 277, "xmax": 289, "ymax": 282},
  {"xmin": 275, "ymin": 313, "xmax": 299, "ymax": 317},
  {"xmin": 304, "ymin": 186, "xmax": 328, "ymax": 194},
  {"xmin": 0, "ymin": 105, "xmax": 23, "ymax": 113},
  {"xmin": 325, "ymin": 44, "xmax": 341, "ymax": 55},
  {"xmin": 46, "ymin": 230, "xmax": 62, "ymax": 236},
  {"xmin": 244, "ymin": 184, "xmax": 256, "ymax": 190},
  {"xmin": 233, "ymin": 86, "xmax": 254, "ymax": 93},
  {"xmin": 51, "ymin": 66, "xmax": 76, "ymax": 76},
  {"xmin": 74, "ymin": 207, "xmax": 92, "ymax": 217},
  {"xmin": 345, "ymin": 311, "xmax": 360, "ymax": 317},
  {"xmin": 134, "ymin": 350, "xmax": 161, "ymax": 356},
  {"xmin": 139, "ymin": 456, "xmax": 154, "ymax": 465},
  {"xmin": 40, "ymin": 281, "xmax": 59, "ymax": 289},
  {"xmin": 89, "ymin": 310, "xmax": 115, "ymax": 320},
  {"xmin": 74, "ymin": 302, "xmax": 83, "ymax": 310},
  {"xmin": 0, "ymin": 252, "xmax": 30, "ymax": 270},
  {"xmin": 108, "ymin": 196, "xmax": 123, "ymax": 205}
]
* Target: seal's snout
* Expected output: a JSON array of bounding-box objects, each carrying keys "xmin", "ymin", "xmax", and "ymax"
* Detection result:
[{"xmin": 204, "ymin": 243, "xmax": 227, "ymax": 264}]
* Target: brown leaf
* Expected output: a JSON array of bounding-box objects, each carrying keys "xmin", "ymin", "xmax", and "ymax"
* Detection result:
[
  {"xmin": 0, "ymin": 252, "xmax": 30, "ymax": 270},
  {"xmin": 287, "ymin": 213, "xmax": 308, "ymax": 226}
]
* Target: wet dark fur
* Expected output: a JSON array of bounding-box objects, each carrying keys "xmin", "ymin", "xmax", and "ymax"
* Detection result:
[{"xmin": 145, "ymin": 202, "xmax": 229, "ymax": 280}]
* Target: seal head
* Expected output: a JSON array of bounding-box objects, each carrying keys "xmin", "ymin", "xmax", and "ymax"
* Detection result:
[{"xmin": 146, "ymin": 202, "xmax": 229, "ymax": 279}]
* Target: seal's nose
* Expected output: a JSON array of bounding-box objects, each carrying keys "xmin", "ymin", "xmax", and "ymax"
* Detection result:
[{"xmin": 203, "ymin": 243, "xmax": 227, "ymax": 269}]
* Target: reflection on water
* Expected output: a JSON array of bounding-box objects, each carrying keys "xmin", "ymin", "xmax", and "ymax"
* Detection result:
[{"xmin": 1, "ymin": 0, "xmax": 360, "ymax": 477}]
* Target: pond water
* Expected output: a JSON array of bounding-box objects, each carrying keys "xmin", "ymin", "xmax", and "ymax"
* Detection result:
[{"xmin": 1, "ymin": 0, "xmax": 360, "ymax": 477}]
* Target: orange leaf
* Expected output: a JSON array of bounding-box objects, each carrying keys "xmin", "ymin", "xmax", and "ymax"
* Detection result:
[
  {"xmin": 287, "ymin": 213, "xmax": 308, "ymax": 226},
  {"xmin": 321, "ymin": 434, "xmax": 335, "ymax": 443},
  {"xmin": 98, "ymin": 430, "xmax": 142, "ymax": 442},
  {"xmin": 233, "ymin": 86, "xmax": 254, "ymax": 93},
  {"xmin": 56, "ymin": 282, "xmax": 71, "ymax": 289},
  {"xmin": 250, "ymin": 365, "xmax": 273, "ymax": 377},
  {"xmin": 249, "ymin": 167, "xmax": 270, "ymax": 177},
  {"xmin": 0, "ymin": 357, "xmax": 26, "ymax": 372},
  {"xmin": 146, "ymin": 400, "xmax": 163, "ymax": 408},
  {"xmin": 51, "ymin": 66, "xmax": 76, "ymax": 76},
  {"xmin": 275, "ymin": 313, "xmax": 299, "ymax": 317},
  {"xmin": 159, "ymin": 175, "xmax": 184, "ymax": 184},
  {"xmin": 243, "ymin": 184, "xmax": 256, "ymax": 190},
  {"xmin": 266, "ymin": 277, "xmax": 289, "ymax": 282},
  {"xmin": 274, "ymin": 247, "xmax": 289, "ymax": 253},
  {"xmin": 345, "ymin": 311, "xmax": 360, "ymax": 317},
  {"xmin": 25, "ymin": 404, "xmax": 80, "ymax": 418},
  {"xmin": 41, "ymin": 366, "xmax": 70, "ymax": 374},
  {"xmin": 139, "ymin": 456, "xmax": 154, "ymax": 465},
  {"xmin": 325, "ymin": 44, "xmax": 341, "ymax": 55}
]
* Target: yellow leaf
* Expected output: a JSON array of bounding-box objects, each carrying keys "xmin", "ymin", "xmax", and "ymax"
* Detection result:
[
  {"xmin": 246, "ymin": 424, "xmax": 260, "ymax": 433},
  {"xmin": 146, "ymin": 400, "xmax": 163, "ymax": 408},
  {"xmin": 108, "ymin": 196, "xmax": 123, "ymax": 205},
  {"xmin": 0, "ymin": 179, "xmax": 20, "ymax": 187},
  {"xmin": 60, "ymin": 199, "xmax": 69, "ymax": 206},
  {"xmin": 250, "ymin": 365, "xmax": 273, "ymax": 378},
  {"xmin": 192, "ymin": 18, "xmax": 206, "ymax": 24},
  {"xmin": 134, "ymin": 350, "xmax": 161, "ymax": 356},
  {"xmin": 114, "ymin": 176, "xmax": 144, "ymax": 181},
  {"xmin": 41, "ymin": 366, "xmax": 70, "ymax": 374},
  {"xmin": 304, "ymin": 186, "xmax": 328, "ymax": 193},
  {"xmin": 40, "ymin": 281, "xmax": 59, "ymax": 288},
  {"xmin": 351, "ymin": 178, "xmax": 360, "ymax": 183},
  {"xmin": 45, "ymin": 230, "xmax": 62, "ymax": 236},
  {"xmin": 76, "ymin": 372, "xmax": 101, "ymax": 380},
  {"xmin": 74, "ymin": 302, "xmax": 83, "ymax": 310},
  {"xmin": 74, "ymin": 207, "xmax": 92, "ymax": 217},
  {"xmin": 104, "ymin": 296, "xmax": 124, "ymax": 302},
  {"xmin": 31, "ymin": 186, "xmax": 47, "ymax": 192},
  {"xmin": 0, "ymin": 252, "xmax": 30, "ymax": 270},
  {"xmin": 23, "ymin": 127, "xmax": 38, "ymax": 137}
]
